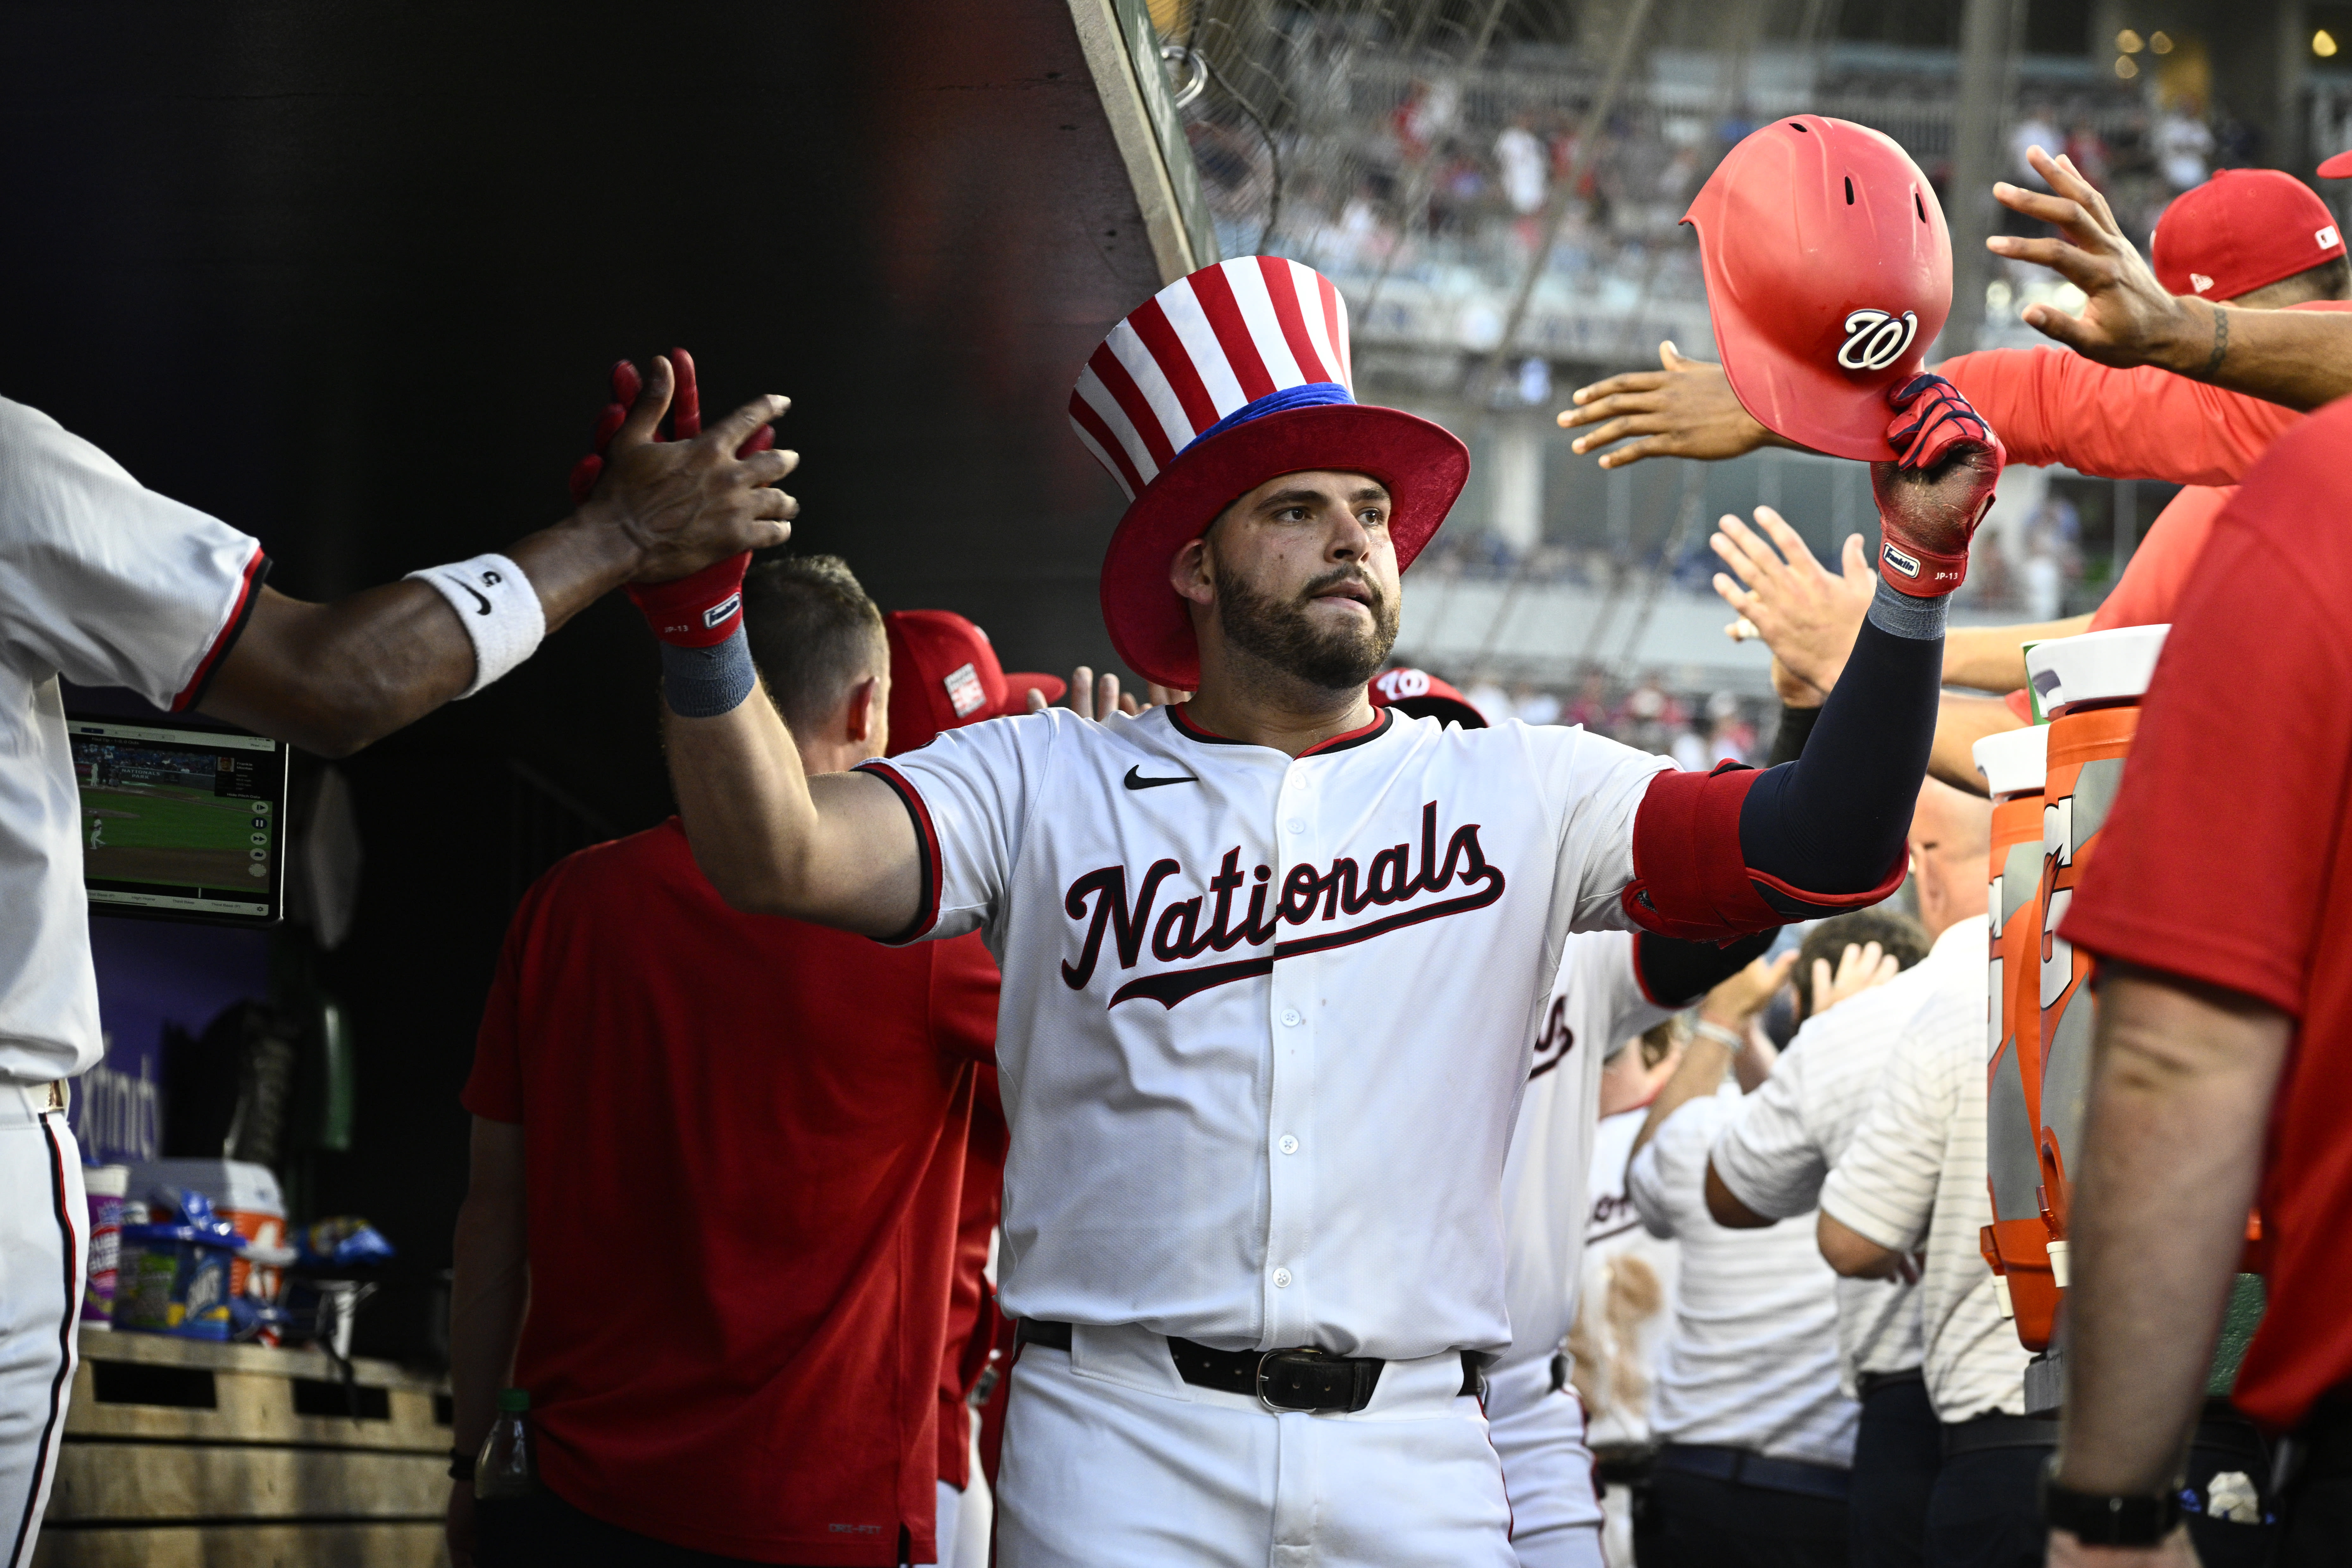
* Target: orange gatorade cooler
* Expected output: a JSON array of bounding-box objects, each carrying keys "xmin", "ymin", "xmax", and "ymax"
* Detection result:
[
  {"xmin": 2026, "ymin": 625, "xmax": 2169, "ymax": 1293},
  {"xmin": 1973, "ymin": 722, "xmax": 2057, "ymax": 1350}
]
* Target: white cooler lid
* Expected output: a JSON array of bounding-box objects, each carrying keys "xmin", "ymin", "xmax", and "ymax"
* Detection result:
[
  {"xmin": 2025, "ymin": 624, "xmax": 2170, "ymax": 715},
  {"xmin": 1973, "ymin": 722, "xmax": 2050, "ymax": 797}
]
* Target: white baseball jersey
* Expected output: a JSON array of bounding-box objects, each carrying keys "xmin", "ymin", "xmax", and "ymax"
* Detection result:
[
  {"xmin": 867, "ymin": 703, "xmax": 1671, "ymax": 1360},
  {"xmin": 0, "ymin": 398, "xmax": 265, "ymax": 1082},
  {"xmin": 1570, "ymin": 1106, "xmax": 1681, "ymax": 1451},
  {"xmin": 1496, "ymin": 931, "xmax": 1674, "ymax": 1395}
]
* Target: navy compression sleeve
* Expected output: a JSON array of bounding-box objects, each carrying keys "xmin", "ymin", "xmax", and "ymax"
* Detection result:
[
  {"xmin": 1619, "ymin": 580, "xmax": 1936, "ymax": 939},
  {"xmin": 1737, "ymin": 583, "xmax": 1942, "ymax": 908}
]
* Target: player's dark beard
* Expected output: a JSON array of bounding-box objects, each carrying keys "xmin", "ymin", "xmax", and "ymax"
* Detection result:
[{"xmin": 1212, "ymin": 562, "xmax": 1400, "ymax": 691}]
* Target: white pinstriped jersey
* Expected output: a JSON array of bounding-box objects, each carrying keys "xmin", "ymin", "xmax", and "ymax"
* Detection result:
[
  {"xmin": 867, "ymin": 702, "xmax": 1671, "ymax": 1361},
  {"xmin": 0, "ymin": 399, "xmax": 265, "ymax": 1081},
  {"xmin": 1495, "ymin": 932, "xmax": 1675, "ymax": 1400}
]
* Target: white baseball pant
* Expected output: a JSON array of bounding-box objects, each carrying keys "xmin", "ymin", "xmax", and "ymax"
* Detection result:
[
  {"xmin": 934, "ymin": 1404, "xmax": 993, "ymax": 1568},
  {"xmin": 1485, "ymin": 1359, "xmax": 1606, "ymax": 1568},
  {"xmin": 996, "ymin": 1323, "xmax": 1514, "ymax": 1568},
  {"xmin": 1, "ymin": 1082, "xmax": 83, "ymax": 1568}
]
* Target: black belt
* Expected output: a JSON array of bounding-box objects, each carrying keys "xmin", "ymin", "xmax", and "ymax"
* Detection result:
[
  {"xmin": 1856, "ymin": 1367, "xmax": 1925, "ymax": 1401},
  {"xmin": 1942, "ymin": 1412, "xmax": 2061, "ymax": 1457},
  {"xmin": 1942, "ymin": 1408, "xmax": 2266, "ymax": 1464},
  {"xmin": 1654, "ymin": 1442, "xmax": 1851, "ymax": 1502},
  {"xmin": 1015, "ymin": 1319, "xmax": 1487, "ymax": 1414}
]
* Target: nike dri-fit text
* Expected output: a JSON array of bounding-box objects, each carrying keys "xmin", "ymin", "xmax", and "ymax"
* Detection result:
[{"xmin": 857, "ymin": 701, "xmax": 1680, "ymax": 1361}]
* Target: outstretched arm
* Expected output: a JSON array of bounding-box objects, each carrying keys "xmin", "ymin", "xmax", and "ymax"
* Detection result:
[
  {"xmin": 1627, "ymin": 378, "xmax": 2001, "ymax": 938},
  {"xmin": 663, "ymin": 688, "xmax": 922, "ymax": 937},
  {"xmin": 1990, "ymin": 145, "xmax": 2352, "ymax": 413},
  {"xmin": 201, "ymin": 356, "xmax": 796, "ymax": 756}
]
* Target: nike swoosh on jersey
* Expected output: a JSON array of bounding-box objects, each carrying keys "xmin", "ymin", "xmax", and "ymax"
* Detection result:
[{"xmin": 1122, "ymin": 766, "xmax": 1200, "ymax": 790}]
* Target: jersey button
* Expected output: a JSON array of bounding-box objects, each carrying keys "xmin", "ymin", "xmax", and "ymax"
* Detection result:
[
  {"xmin": 1272, "ymin": 1268, "xmax": 1293, "ymax": 1288},
  {"xmin": 1278, "ymin": 1134, "xmax": 1299, "ymax": 1155},
  {"xmin": 1280, "ymin": 1008, "xmax": 1302, "ymax": 1027},
  {"xmin": 1286, "ymin": 818, "xmax": 1306, "ymax": 834}
]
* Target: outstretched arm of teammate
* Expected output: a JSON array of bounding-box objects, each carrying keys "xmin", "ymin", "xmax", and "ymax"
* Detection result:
[
  {"xmin": 663, "ymin": 691, "xmax": 925, "ymax": 936},
  {"xmin": 200, "ymin": 356, "xmax": 796, "ymax": 756},
  {"xmin": 1990, "ymin": 146, "xmax": 2352, "ymax": 413},
  {"xmin": 1565, "ymin": 332, "xmax": 2302, "ymax": 489},
  {"xmin": 1628, "ymin": 951, "xmax": 1795, "ymax": 1165}
]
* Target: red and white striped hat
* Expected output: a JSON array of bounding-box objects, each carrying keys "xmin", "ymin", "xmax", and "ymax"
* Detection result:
[{"xmin": 1072, "ymin": 256, "xmax": 1469, "ymax": 689}]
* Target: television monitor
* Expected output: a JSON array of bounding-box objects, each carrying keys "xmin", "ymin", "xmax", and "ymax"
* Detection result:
[{"xmin": 66, "ymin": 716, "xmax": 290, "ymax": 925}]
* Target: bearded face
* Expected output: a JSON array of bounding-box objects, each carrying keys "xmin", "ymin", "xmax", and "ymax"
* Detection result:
[{"xmin": 1211, "ymin": 556, "xmax": 1401, "ymax": 691}]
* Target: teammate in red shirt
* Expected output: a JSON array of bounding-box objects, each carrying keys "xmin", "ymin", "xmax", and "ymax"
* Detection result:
[
  {"xmin": 446, "ymin": 561, "xmax": 1057, "ymax": 1568},
  {"xmin": 2041, "ymin": 395, "xmax": 2352, "ymax": 1560}
]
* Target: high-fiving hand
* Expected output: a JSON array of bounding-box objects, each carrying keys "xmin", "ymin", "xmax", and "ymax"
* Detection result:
[
  {"xmin": 1555, "ymin": 340, "xmax": 1797, "ymax": 468},
  {"xmin": 1710, "ymin": 507, "xmax": 1875, "ymax": 698},
  {"xmin": 1986, "ymin": 146, "xmax": 2210, "ymax": 373},
  {"xmin": 567, "ymin": 349, "xmax": 799, "ymax": 589}
]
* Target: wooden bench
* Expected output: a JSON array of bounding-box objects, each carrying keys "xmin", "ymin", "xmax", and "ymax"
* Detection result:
[{"xmin": 37, "ymin": 1327, "xmax": 452, "ymax": 1567}]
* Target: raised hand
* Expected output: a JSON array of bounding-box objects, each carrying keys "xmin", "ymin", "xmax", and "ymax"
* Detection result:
[
  {"xmin": 568, "ymin": 352, "xmax": 798, "ymax": 592},
  {"xmin": 1810, "ymin": 940, "xmax": 1899, "ymax": 1017},
  {"xmin": 1710, "ymin": 507, "xmax": 1874, "ymax": 696},
  {"xmin": 1026, "ymin": 665, "xmax": 1162, "ymax": 719},
  {"xmin": 1869, "ymin": 374, "xmax": 2005, "ymax": 595},
  {"xmin": 1986, "ymin": 146, "xmax": 2210, "ymax": 374},
  {"xmin": 1556, "ymin": 341, "xmax": 1795, "ymax": 468}
]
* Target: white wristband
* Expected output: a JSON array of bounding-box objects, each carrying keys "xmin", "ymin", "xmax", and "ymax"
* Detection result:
[
  {"xmin": 1691, "ymin": 1019, "xmax": 1746, "ymax": 1055},
  {"xmin": 406, "ymin": 554, "xmax": 545, "ymax": 697}
]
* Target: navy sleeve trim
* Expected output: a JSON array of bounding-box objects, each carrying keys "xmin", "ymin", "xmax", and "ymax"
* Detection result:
[
  {"xmin": 857, "ymin": 760, "xmax": 942, "ymax": 945},
  {"xmin": 172, "ymin": 547, "xmax": 271, "ymax": 712}
]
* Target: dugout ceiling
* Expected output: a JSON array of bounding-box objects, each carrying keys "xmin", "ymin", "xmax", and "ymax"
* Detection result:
[{"xmin": 0, "ymin": 0, "xmax": 1208, "ymax": 1352}]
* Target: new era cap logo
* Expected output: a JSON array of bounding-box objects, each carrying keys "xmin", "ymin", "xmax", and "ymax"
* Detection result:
[
  {"xmin": 703, "ymin": 593, "xmax": 741, "ymax": 629},
  {"xmin": 2190, "ymin": 273, "xmax": 2215, "ymax": 293},
  {"xmin": 2321, "ymin": 225, "xmax": 2342, "ymax": 250},
  {"xmin": 1837, "ymin": 309, "xmax": 1919, "ymax": 372},
  {"xmin": 943, "ymin": 661, "xmax": 986, "ymax": 717}
]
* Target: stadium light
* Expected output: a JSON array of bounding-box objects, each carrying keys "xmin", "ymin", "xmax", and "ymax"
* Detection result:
[
  {"xmin": 2318, "ymin": 28, "xmax": 2341, "ymax": 57},
  {"xmin": 2117, "ymin": 28, "xmax": 2144, "ymax": 52}
]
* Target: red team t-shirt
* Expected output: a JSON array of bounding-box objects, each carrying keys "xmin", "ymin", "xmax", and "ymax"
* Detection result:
[
  {"xmin": 2060, "ymin": 399, "xmax": 2352, "ymax": 1433},
  {"xmin": 464, "ymin": 819, "xmax": 1000, "ymax": 1564}
]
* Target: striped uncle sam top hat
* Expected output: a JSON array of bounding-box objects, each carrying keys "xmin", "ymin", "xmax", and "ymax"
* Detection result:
[{"xmin": 1071, "ymin": 256, "xmax": 1470, "ymax": 689}]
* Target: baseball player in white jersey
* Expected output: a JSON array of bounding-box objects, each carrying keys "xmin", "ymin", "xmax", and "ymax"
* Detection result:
[
  {"xmin": 1366, "ymin": 672, "xmax": 1773, "ymax": 1568},
  {"xmin": 0, "ymin": 356, "xmax": 790, "ymax": 1566},
  {"xmin": 652, "ymin": 194, "xmax": 1998, "ymax": 1555}
]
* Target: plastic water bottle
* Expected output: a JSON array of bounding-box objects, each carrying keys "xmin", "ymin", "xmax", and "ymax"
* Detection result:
[{"xmin": 474, "ymin": 1388, "xmax": 538, "ymax": 1499}]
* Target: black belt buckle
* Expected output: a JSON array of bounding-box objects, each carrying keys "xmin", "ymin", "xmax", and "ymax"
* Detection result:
[{"xmin": 1255, "ymin": 1348, "xmax": 1375, "ymax": 1413}]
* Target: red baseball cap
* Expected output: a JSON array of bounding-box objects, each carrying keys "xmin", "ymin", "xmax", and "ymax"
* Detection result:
[
  {"xmin": 2318, "ymin": 151, "xmax": 2352, "ymax": 179},
  {"xmin": 1366, "ymin": 667, "xmax": 1488, "ymax": 728},
  {"xmin": 1683, "ymin": 116, "xmax": 1951, "ymax": 462},
  {"xmin": 884, "ymin": 610, "xmax": 1066, "ymax": 756},
  {"xmin": 2152, "ymin": 170, "xmax": 2345, "ymax": 301}
]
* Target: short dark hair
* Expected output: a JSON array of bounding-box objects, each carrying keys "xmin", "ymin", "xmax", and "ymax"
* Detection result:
[
  {"xmin": 2233, "ymin": 253, "xmax": 2352, "ymax": 307},
  {"xmin": 1791, "ymin": 908, "xmax": 1932, "ymax": 1025},
  {"xmin": 739, "ymin": 555, "xmax": 887, "ymax": 737}
]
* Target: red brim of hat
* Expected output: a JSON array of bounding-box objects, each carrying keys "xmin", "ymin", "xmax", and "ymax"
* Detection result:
[
  {"xmin": 999, "ymin": 672, "xmax": 1066, "ymax": 716},
  {"xmin": 2321, "ymin": 152, "xmax": 2352, "ymax": 178},
  {"xmin": 1685, "ymin": 207, "xmax": 1912, "ymax": 464},
  {"xmin": 1098, "ymin": 403, "xmax": 1471, "ymax": 690}
]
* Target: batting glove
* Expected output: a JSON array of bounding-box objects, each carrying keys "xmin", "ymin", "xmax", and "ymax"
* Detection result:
[
  {"xmin": 1868, "ymin": 373, "xmax": 2006, "ymax": 596},
  {"xmin": 567, "ymin": 349, "xmax": 777, "ymax": 648}
]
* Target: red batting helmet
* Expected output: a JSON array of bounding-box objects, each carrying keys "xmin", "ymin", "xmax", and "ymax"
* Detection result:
[
  {"xmin": 1684, "ymin": 115, "xmax": 1952, "ymax": 462},
  {"xmin": 1366, "ymin": 666, "xmax": 1487, "ymax": 728}
]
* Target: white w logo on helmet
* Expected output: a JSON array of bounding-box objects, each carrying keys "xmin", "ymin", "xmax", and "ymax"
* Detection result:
[{"xmin": 1837, "ymin": 308, "xmax": 1920, "ymax": 372}]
